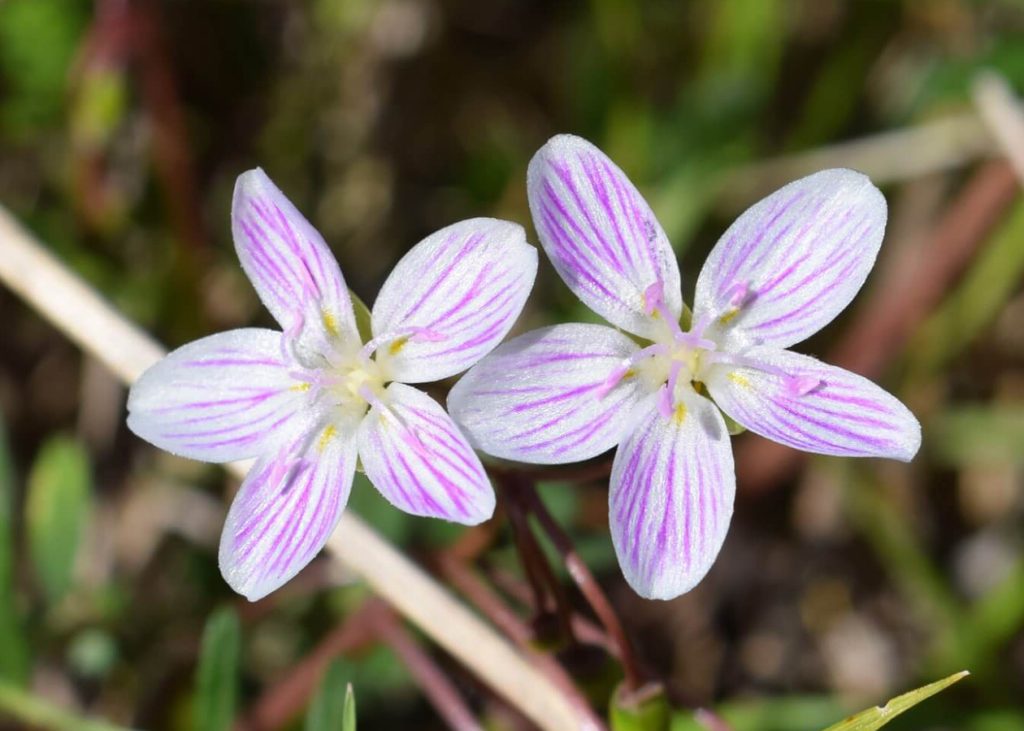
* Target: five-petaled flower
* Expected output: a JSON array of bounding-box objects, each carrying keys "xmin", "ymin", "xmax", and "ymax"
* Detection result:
[
  {"xmin": 128, "ymin": 169, "xmax": 537, "ymax": 600},
  {"xmin": 449, "ymin": 134, "xmax": 921, "ymax": 600}
]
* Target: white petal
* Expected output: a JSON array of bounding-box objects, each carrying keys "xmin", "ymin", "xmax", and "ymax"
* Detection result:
[
  {"xmin": 127, "ymin": 329, "xmax": 320, "ymax": 463},
  {"xmin": 610, "ymin": 391, "xmax": 735, "ymax": 600},
  {"xmin": 233, "ymin": 169, "xmax": 357, "ymax": 352},
  {"xmin": 705, "ymin": 348, "xmax": 921, "ymax": 461},
  {"xmin": 527, "ymin": 134, "xmax": 682, "ymax": 339},
  {"xmin": 219, "ymin": 429, "xmax": 357, "ymax": 600},
  {"xmin": 358, "ymin": 384, "xmax": 494, "ymax": 524},
  {"xmin": 693, "ymin": 169, "xmax": 887, "ymax": 349},
  {"xmin": 448, "ymin": 324, "xmax": 648, "ymax": 464},
  {"xmin": 370, "ymin": 218, "xmax": 537, "ymax": 383}
]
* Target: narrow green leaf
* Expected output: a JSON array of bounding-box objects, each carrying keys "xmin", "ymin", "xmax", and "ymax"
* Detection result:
[
  {"xmin": 350, "ymin": 290, "xmax": 373, "ymax": 344},
  {"xmin": 25, "ymin": 436, "xmax": 91, "ymax": 601},
  {"xmin": 342, "ymin": 683, "xmax": 356, "ymax": 731},
  {"xmin": 822, "ymin": 671, "xmax": 969, "ymax": 731},
  {"xmin": 306, "ymin": 661, "xmax": 356, "ymax": 731},
  {"xmin": 194, "ymin": 608, "xmax": 241, "ymax": 731},
  {"xmin": 0, "ymin": 415, "xmax": 28, "ymax": 683}
]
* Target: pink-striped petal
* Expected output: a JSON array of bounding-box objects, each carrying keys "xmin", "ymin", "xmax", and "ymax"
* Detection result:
[
  {"xmin": 127, "ymin": 329, "xmax": 321, "ymax": 463},
  {"xmin": 448, "ymin": 324, "xmax": 648, "ymax": 464},
  {"xmin": 358, "ymin": 384, "xmax": 494, "ymax": 524},
  {"xmin": 233, "ymin": 169, "xmax": 357, "ymax": 352},
  {"xmin": 527, "ymin": 134, "xmax": 682, "ymax": 339},
  {"xmin": 219, "ymin": 429, "xmax": 357, "ymax": 600},
  {"xmin": 705, "ymin": 348, "xmax": 921, "ymax": 460},
  {"xmin": 610, "ymin": 391, "xmax": 735, "ymax": 600},
  {"xmin": 693, "ymin": 169, "xmax": 886, "ymax": 349},
  {"xmin": 371, "ymin": 218, "xmax": 537, "ymax": 383}
]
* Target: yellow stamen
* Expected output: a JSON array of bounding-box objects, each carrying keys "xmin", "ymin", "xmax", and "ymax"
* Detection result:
[
  {"xmin": 323, "ymin": 311, "xmax": 339, "ymax": 338},
  {"xmin": 388, "ymin": 336, "xmax": 408, "ymax": 356},
  {"xmin": 317, "ymin": 424, "xmax": 337, "ymax": 452},
  {"xmin": 728, "ymin": 371, "xmax": 750, "ymax": 388},
  {"xmin": 291, "ymin": 382, "xmax": 311, "ymax": 392},
  {"xmin": 719, "ymin": 308, "xmax": 740, "ymax": 324},
  {"xmin": 673, "ymin": 402, "xmax": 687, "ymax": 425}
]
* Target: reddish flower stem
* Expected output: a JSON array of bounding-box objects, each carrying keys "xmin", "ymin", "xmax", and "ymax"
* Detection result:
[
  {"xmin": 436, "ymin": 554, "xmax": 607, "ymax": 731},
  {"xmin": 504, "ymin": 491, "xmax": 577, "ymax": 643},
  {"xmin": 502, "ymin": 473, "xmax": 645, "ymax": 696},
  {"xmin": 371, "ymin": 610, "xmax": 483, "ymax": 731}
]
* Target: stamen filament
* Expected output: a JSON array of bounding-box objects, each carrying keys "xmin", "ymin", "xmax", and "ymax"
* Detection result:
[
  {"xmin": 594, "ymin": 343, "xmax": 669, "ymax": 398},
  {"xmin": 359, "ymin": 326, "xmax": 448, "ymax": 361}
]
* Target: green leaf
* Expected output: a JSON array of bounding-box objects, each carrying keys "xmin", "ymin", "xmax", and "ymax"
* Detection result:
[
  {"xmin": 26, "ymin": 436, "xmax": 91, "ymax": 601},
  {"xmin": 0, "ymin": 415, "xmax": 28, "ymax": 683},
  {"xmin": 611, "ymin": 683, "xmax": 670, "ymax": 731},
  {"xmin": 822, "ymin": 671, "xmax": 969, "ymax": 731},
  {"xmin": 194, "ymin": 607, "xmax": 241, "ymax": 731},
  {"xmin": 350, "ymin": 290, "xmax": 373, "ymax": 344},
  {"xmin": 305, "ymin": 661, "xmax": 355, "ymax": 731},
  {"xmin": 343, "ymin": 683, "xmax": 356, "ymax": 731}
]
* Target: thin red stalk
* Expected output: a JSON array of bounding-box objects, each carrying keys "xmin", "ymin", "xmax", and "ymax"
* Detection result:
[
  {"xmin": 504, "ymin": 491, "xmax": 577, "ymax": 642},
  {"xmin": 371, "ymin": 610, "xmax": 483, "ymax": 731},
  {"xmin": 436, "ymin": 554, "xmax": 607, "ymax": 731},
  {"xmin": 133, "ymin": 0, "xmax": 209, "ymax": 254},
  {"xmin": 487, "ymin": 566, "xmax": 616, "ymax": 656},
  {"xmin": 511, "ymin": 476, "xmax": 644, "ymax": 695}
]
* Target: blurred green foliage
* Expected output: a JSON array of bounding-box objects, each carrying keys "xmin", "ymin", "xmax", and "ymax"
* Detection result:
[
  {"xmin": 194, "ymin": 607, "xmax": 241, "ymax": 731},
  {"xmin": 0, "ymin": 0, "xmax": 89, "ymax": 137},
  {"xmin": 305, "ymin": 663, "xmax": 356, "ymax": 731},
  {"xmin": 26, "ymin": 436, "xmax": 91, "ymax": 602},
  {"xmin": 0, "ymin": 416, "xmax": 28, "ymax": 685}
]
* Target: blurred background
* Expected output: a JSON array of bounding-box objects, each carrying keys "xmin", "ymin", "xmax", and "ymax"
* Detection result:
[{"xmin": 1, "ymin": 0, "xmax": 1023, "ymax": 729}]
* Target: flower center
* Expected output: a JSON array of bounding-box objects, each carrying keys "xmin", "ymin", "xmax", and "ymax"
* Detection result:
[
  {"xmin": 285, "ymin": 313, "xmax": 448, "ymax": 422},
  {"xmin": 596, "ymin": 281, "xmax": 826, "ymax": 420}
]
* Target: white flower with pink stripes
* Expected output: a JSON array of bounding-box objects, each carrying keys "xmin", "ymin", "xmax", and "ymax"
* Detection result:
[
  {"xmin": 128, "ymin": 169, "xmax": 537, "ymax": 600},
  {"xmin": 449, "ymin": 134, "xmax": 921, "ymax": 600}
]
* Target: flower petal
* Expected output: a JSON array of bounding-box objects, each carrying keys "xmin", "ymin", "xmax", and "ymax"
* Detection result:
[
  {"xmin": 370, "ymin": 218, "xmax": 537, "ymax": 383},
  {"xmin": 527, "ymin": 134, "xmax": 682, "ymax": 339},
  {"xmin": 693, "ymin": 169, "xmax": 887, "ymax": 349},
  {"xmin": 610, "ymin": 391, "xmax": 735, "ymax": 600},
  {"xmin": 448, "ymin": 323, "xmax": 648, "ymax": 464},
  {"xmin": 219, "ymin": 429, "xmax": 357, "ymax": 601},
  {"xmin": 233, "ymin": 169, "xmax": 357, "ymax": 349},
  {"xmin": 705, "ymin": 348, "xmax": 921, "ymax": 460},
  {"xmin": 127, "ymin": 329, "xmax": 320, "ymax": 463},
  {"xmin": 358, "ymin": 383, "xmax": 494, "ymax": 524}
]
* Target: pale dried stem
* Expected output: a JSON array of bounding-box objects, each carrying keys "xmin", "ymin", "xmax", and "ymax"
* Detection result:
[
  {"xmin": 973, "ymin": 71, "xmax": 1024, "ymax": 185},
  {"xmin": 719, "ymin": 112, "xmax": 996, "ymax": 208},
  {"xmin": 0, "ymin": 206, "xmax": 589, "ymax": 731}
]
